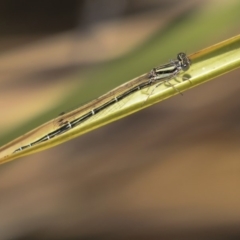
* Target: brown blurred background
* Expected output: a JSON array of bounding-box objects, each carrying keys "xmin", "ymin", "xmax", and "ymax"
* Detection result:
[{"xmin": 0, "ymin": 0, "xmax": 240, "ymax": 239}]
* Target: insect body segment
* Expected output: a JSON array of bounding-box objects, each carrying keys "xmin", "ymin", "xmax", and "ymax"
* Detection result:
[{"xmin": 149, "ymin": 52, "xmax": 190, "ymax": 81}]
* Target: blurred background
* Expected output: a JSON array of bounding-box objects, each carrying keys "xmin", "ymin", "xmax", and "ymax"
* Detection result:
[{"xmin": 0, "ymin": 0, "xmax": 240, "ymax": 239}]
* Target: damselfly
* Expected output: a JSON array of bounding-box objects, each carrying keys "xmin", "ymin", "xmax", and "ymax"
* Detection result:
[{"xmin": 0, "ymin": 53, "xmax": 191, "ymax": 159}]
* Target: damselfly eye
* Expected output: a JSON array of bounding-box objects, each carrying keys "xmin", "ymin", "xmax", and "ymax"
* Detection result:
[{"xmin": 181, "ymin": 62, "xmax": 190, "ymax": 71}]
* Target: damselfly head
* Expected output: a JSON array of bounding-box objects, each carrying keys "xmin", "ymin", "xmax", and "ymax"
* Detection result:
[{"xmin": 177, "ymin": 52, "xmax": 191, "ymax": 71}]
